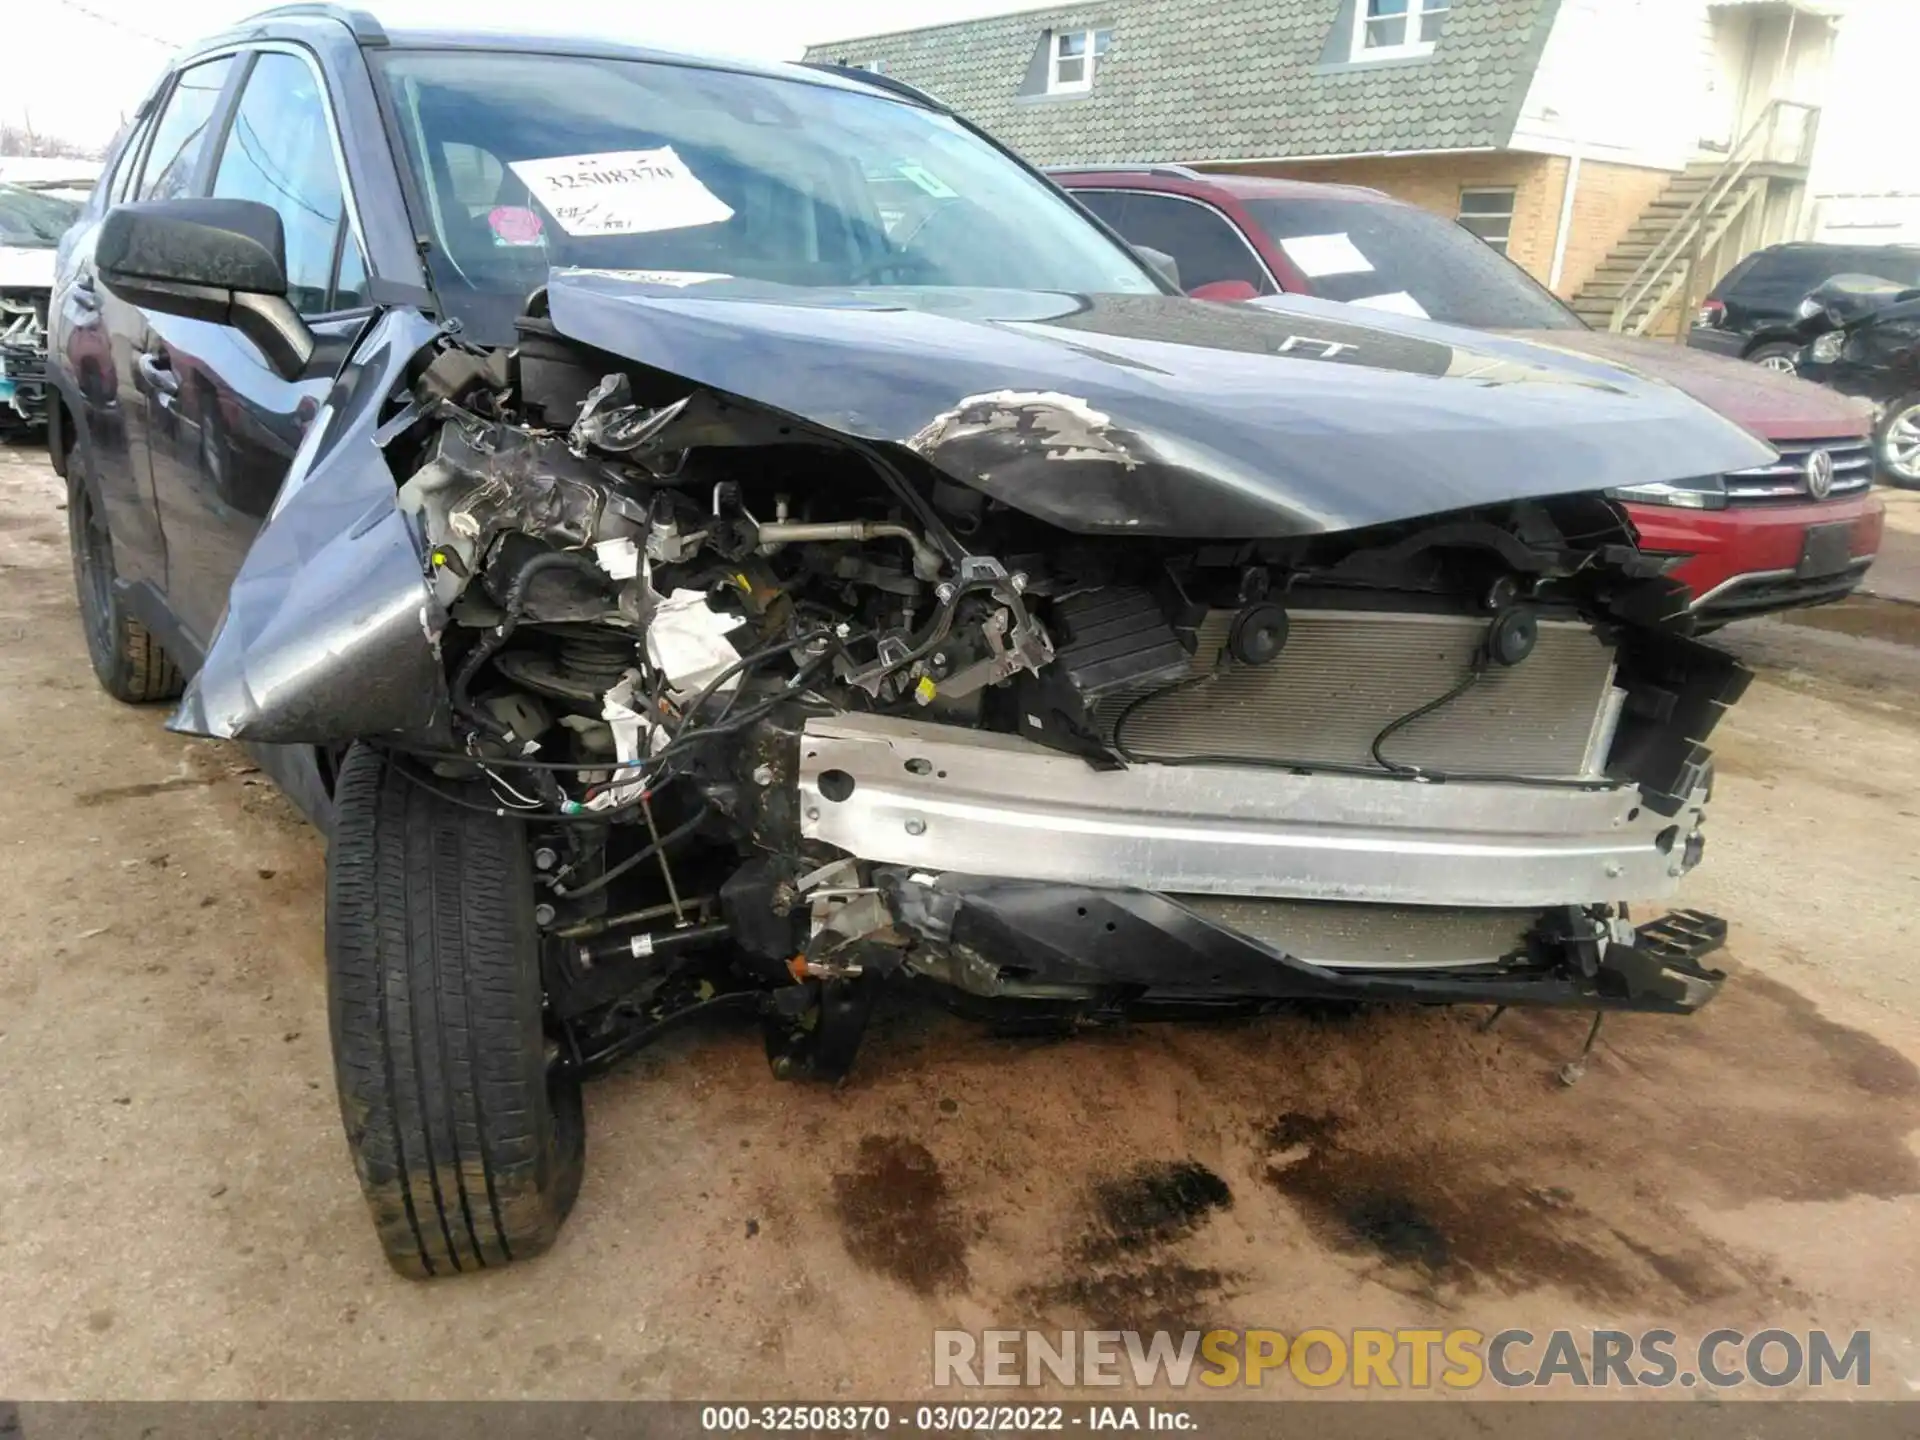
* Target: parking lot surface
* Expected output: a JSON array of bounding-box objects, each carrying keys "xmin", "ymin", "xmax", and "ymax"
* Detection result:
[{"xmin": 3, "ymin": 445, "xmax": 1919, "ymax": 1399}]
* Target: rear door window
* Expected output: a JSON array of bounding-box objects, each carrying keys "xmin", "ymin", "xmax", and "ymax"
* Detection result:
[{"xmin": 136, "ymin": 57, "xmax": 235, "ymax": 202}]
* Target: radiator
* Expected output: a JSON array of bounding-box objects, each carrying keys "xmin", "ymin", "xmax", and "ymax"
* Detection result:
[{"xmin": 1091, "ymin": 609, "xmax": 1621, "ymax": 780}]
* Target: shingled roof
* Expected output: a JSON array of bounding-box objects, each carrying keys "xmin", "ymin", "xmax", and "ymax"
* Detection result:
[{"xmin": 805, "ymin": 0, "xmax": 1562, "ymax": 165}]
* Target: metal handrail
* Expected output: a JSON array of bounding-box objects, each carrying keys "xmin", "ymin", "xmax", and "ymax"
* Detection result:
[{"xmin": 1609, "ymin": 98, "xmax": 1821, "ymax": 333}]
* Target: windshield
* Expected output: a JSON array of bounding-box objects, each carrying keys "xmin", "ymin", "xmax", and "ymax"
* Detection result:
[
  {"xmin": 372, "ymin": 51, "xmax": 1160, "ymax": 337},
  {"xmin": 0, "ymin": 184, "xmax": 81, "ymax": 249},
  {"xmin": 1244, "ymin": 196, "xmax": 1582, "ymax": 332}
]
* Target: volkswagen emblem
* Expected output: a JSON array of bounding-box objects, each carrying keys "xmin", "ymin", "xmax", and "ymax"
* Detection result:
[{"xmin": 1806, "ymin": 448, "xmax": 1835, "ymax": 499}]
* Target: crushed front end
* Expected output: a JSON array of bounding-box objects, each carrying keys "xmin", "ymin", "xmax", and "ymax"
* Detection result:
[
  {"xmin": 173, "ymin": 301, "xmax": 1754, "ymax": 1080},
  {"xmin": 0, "ymin": 291, "xmax": 50, "ymax": 432}
]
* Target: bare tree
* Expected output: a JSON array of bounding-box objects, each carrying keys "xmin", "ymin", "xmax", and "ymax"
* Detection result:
[{"xmin": 0, "ymin": 120, "xmax": 104, "ymax": 161}]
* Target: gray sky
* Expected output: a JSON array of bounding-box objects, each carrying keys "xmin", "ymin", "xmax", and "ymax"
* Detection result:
[{"xmin": 22, "ymin": 0, "xmax": 1030, "ymax": 148}]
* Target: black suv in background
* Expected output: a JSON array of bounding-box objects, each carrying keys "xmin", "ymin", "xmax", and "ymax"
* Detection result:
[{"xmin": 1690, "ymin": 241, "xmax": 1920, "ymax": 371}]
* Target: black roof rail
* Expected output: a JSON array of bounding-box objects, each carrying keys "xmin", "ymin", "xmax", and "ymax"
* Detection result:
[
  {"xmin": 1043, "ymin": 163, "xmax": 1211, "ymax": 181},
  {"xmin": 238, "ymin": 3, "xmax": 388, "ymax": 43},
  {"xmin": 799, "ymin": 61, "xmax": 947, "ymax": 111}
]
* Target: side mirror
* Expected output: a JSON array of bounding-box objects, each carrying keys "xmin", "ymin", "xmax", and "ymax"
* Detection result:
[
  {"xmin": 1189, "ymin": 279, "xmax": 1260, "ymax": 303},
  {"xmin": 1133, "ymin": 244, "xmax": 1181, "ymax": 292},
  {"xmin": 96, "ymin": 198, "xmax": 315, "ymax": 381}
]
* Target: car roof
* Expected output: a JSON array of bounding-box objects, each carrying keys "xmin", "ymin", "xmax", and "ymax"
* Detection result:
[
  {"xmin": 1754, "ymin": 240, "xmax": 1920, "ymax": 256},
  {"xmin": 1049, "ymin": 166, "xmax": 1395, "ymax": 205},
  {"xmin": 203, "ymin": 6, "xmax": 907, "ymax": 105}
]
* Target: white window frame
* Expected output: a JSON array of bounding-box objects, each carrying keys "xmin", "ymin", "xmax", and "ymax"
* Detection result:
[
  {"xmin": 1352, "ymin": 0, "xmax": 1448, "ymax": 61},
  {"xmin": 1047, "ymin": 28, "xmax": 1112, "ymax": 94},
  {"xmin": 1457, "ymin": 187, "xmax": 1516, "ymax": 256}
]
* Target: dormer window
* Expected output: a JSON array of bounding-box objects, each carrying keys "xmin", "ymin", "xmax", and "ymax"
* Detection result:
[
  {"xmin": 1048, "ymin": 28, "xmax": 1112, "ymax": 93},
  {"xmin": 1355, "ymin": 0, "xmax": 1447, "ymax": 60}
]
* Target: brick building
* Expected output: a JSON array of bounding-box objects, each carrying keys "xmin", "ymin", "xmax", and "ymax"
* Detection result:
[{"xmin": 807, "ymin": 0, "xmax": 1844, "ymax": 331}]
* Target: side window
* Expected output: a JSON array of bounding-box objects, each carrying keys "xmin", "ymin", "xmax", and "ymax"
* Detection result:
[
  {"xmin": 1105, "ymin": 192, "xmax": 1274, "ymax": 294},
  {"xmin": 137, "ymin": 58, "xmax": 235, "ymax": 202},
  {"xmin": 1071, "ymin": 189, "xmax": 1132, "ymax": 232},
  {"xmin": 211, "ymin": 52, "xmax": 355, "ymax": 315},
  {"xmin": 100, "ymin": 116, "xmax": 151, "ymax": 208},
  {"xmin": 333, "ymin": 234, "xmax": 369, "ymax": 310}
]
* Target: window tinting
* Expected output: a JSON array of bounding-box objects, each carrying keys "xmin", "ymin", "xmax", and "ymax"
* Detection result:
[
  {"xmin": 137, "ymin": 58, "xmax": 234, "ymax": 202},
  {"xmin": 1731, "ymin": 246, "xmax": 1920, "ymax": 308},
  {"xmin": 1101, "ymin": 192, "xmax": 1274, "ymax": 294},
  {"xmin": 1245, "ymin": 195, "xmax": 1580, "ymax": 330},
  {"xmin": 211, "ymin": 52, "xmax": 352, "ymax": 315}
]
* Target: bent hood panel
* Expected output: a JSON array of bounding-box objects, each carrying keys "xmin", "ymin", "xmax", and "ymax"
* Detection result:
[{"xmin": 546, "ymin": 273, "xmax": 1777, "ymax": 536}]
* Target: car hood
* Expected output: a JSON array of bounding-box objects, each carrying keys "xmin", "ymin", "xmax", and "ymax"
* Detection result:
[
  {"xmin": 546, "ymin": 273, "xmax": 1775, "ymax": 538},
  {"xmin": 1507, "ymin": 328, "xmax": 1873, "ymax": 443}
]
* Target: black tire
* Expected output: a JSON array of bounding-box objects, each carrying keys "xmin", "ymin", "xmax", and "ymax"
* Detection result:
[
  {"xmin": 65, "ymin": 466, "xmax": 183, "ymax": 704},
  {"xmin": 1876, "ymin": 392, "xmax": 1920, "ymax": 490},
  {"xmin": 326, "ymin": 743, "xmax": 583, "ymax": 1278},
  {"xmin": 1745, "ymin": 341, "xmax": 1800, "ymax": 374},
  {"xmin": 47, "ymin": 397, "xmax": 69, "ymax": 478}
]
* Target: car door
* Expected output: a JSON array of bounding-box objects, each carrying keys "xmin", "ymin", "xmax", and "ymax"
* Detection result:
[
  {"xmin": 60, "ymin": 59, "xmax": 236, "ymax": 599},
  {"xmin": 146, "ymin": 47, "xmax": 373, "ymax": 650}
]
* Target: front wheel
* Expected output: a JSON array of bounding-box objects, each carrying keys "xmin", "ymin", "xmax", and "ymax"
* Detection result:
[
  {"xmin": 1877, "ymin": 393, "xmax": 1920, "ymax": 489},
  {"xmin": 66, "ymin": 467, "xmax": 183, "ymax": 704},
  {"xmin": 325, "ymin": 743, "xmax": 584, "ymax": 1277},
  {"xmin": 1746, "ymin": 341, "xmax": 1800, "ymax": 374}
]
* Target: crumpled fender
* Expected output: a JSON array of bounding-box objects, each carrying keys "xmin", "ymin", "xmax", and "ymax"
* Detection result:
[{"xmin": 168, "ymin": 309, "xmax": 454, "ymax": 744}]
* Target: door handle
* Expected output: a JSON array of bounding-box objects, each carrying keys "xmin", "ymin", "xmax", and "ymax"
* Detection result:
[
  {"xmin": 70, "ymin": 275, "xmax": 98, "ymax": 313},
  {"xmin": 136, "ymin": 349, "xmax": 178, "ymax": 397}
]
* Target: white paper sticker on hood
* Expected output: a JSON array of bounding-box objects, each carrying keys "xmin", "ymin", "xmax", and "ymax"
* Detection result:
[
  {"xmin": 1278, "ymin": 233, "xmax": 1373, "ymax": 279},
  {"xmin": 507, "ymin": 147, "xmax": 734, "ymax": 238},
  {"xmin": 1351, "ymin": 290, "xmax": 1430, "ymax": 319}
]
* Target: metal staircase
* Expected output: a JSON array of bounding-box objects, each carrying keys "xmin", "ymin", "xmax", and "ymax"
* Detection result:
[{"xmin": 1569, "ymin": 99, "xmax": 1821, "ymax": 337}]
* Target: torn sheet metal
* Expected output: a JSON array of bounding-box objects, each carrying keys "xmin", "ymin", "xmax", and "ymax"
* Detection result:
[
  {"xmin": 169, "ymin": 310, "xmax": 454, "ymax": 744},
  {"xmin": 543, "ymin": 271, "xmax": 1778, "ymax": 539}
]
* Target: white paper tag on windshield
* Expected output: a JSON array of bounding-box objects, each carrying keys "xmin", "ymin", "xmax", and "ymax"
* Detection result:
[
  {"xmin": 1279, "ymin": 232, "xmax": 1374, "ymax": 278},
  {"xmin": 897, "ymin": 162, "xmax": 958, "ymax": 198},
  {"xmin": 508, "ymin": 147, "xmax": 734, "ymax": 238},
  {"xmin": 1351, "ymin": 289, "xmax": 1430, "ymax": 319}
]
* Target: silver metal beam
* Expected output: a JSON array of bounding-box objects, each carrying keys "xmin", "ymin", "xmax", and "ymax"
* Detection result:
[{"xmin": 798, "ymin": 713, "xmax": 1706, "ymax": 908}]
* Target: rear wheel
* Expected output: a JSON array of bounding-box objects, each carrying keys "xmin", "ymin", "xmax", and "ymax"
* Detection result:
[
  {"xmin": 1746, "ymin": 341, "xmax": 1800, "ymax": 374},
  {"xmin": 325, "ymin": 743, "xmax": 584, "ymax": 1277},
  {"xmin": 1879, "ymin": 393, "xmax": 1920, "ymax": 489},
  {"xmin": 65, "ymin": 468, "xmax": 183, "ymax": 704}
]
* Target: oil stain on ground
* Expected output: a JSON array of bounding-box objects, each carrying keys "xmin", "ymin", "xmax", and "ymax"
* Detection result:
[
  {"xmin": 1021, "ymin": 1159, "xmax": 1241, "ymax": 1332},
  {"xmin": 830, "ymin": 1134, "xmax": 970, "ymax": 1295},
  {"xmin": 1258, "ymin": 1111, "xmax": 1735, "ymax": 1306}
]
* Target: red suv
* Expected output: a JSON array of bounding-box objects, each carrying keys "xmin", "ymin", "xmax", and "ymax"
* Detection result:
[{"xmin": 1055, "ymin": 166, "xmax": 1884, "ymax": 622}]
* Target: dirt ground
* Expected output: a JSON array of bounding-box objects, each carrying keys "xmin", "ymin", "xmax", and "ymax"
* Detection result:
[{"xmin": 3, "ymin": 444, "xmax": 1920, "ymax": 1401}]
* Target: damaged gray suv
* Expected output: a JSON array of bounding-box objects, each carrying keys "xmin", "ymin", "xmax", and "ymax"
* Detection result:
[{"xmin": 52, "ymin": 5, "xmax": 1768, "ymax": 1276}]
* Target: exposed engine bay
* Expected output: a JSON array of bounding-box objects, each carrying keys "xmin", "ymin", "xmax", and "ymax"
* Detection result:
[
  {"xmin": 260, "ymin": 308, "xmax": 1752, "ymax": 1081},
  {"xmin": 0, "ymin": 292, "xmax": 49, "ymax": 431}
]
